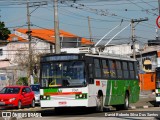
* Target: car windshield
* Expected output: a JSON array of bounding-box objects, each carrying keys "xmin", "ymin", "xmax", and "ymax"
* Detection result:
[
  {"xmin": 30, "ymin": 85, "xmax": 40, "ymax": 91},
  {"xmin": 0, "ymin": 87, "xmax": 20, "ymax": 94},
  {"xmin": 41, "ymin": 61, "xmax": 86, "ymax": 87}
]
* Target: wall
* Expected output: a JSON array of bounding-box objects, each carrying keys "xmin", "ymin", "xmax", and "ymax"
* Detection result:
[
  {"xmin": 0, "ymin": 46, "xmax": 8, "ymax": 60},
  {"xmin": 139, "ymin": 73, "xmax": 155, "ymax": 91},
  {"xmin": 103, "ymin": 44, "xmax": 139, "ymax": 55}
]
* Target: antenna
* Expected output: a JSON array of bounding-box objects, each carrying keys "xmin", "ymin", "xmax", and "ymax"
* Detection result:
[{"xmin": 94, "ymin": 19, "xmax": 123, "ymax": 47}]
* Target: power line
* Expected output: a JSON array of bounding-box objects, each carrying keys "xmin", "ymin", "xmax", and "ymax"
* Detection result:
[{"xmin": 127, "ymin": 0, "xmax": 158, "ymax": 16}]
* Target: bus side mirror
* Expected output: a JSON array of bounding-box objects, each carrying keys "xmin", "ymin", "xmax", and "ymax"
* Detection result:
[{"xmin": 89, "ymin": 78, "xmax": 94, "ymax": 84}]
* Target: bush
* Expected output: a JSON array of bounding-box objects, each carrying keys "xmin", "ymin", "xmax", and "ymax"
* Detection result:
[{"xmin": 16, "ymin": 77, "xmax": 28, "ymax": 86}]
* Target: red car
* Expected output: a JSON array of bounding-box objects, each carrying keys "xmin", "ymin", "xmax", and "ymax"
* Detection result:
[{"xmin": 0, "ymin": 86, "xmax": 35, "ymax": 109}]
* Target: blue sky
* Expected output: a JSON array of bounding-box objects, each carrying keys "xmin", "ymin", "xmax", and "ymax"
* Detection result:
[{"xmin": 0, "ymin": 0, "xmax": 158, "ymax": 47}]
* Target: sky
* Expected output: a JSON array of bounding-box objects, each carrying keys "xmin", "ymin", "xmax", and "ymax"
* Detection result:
[{"xmin": 0, "ymin": 0, "xmax": 159, "ymax": 47}]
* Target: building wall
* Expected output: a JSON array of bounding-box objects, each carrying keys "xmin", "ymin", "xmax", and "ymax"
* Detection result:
[
  {"xmin": 0, "ymin": 61, "xmax": 10, "ymax": 68},
  {"xmin": 103, "ymin": 44, "xmax": 139, "ymax": 55},
  {"xmin": 139, "ymin": 73, "xmax": 155, "ymax": 91},
  {"xmin": 0, "ymin": 39, "xmax": 53, "ymax": 84},
  {"xmin": 0, "ymin": 46, "xmax": 8, "ymax": 60}
]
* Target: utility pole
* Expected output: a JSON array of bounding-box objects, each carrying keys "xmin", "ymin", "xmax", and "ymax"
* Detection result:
[
  {"xmin": 131, "ymin": 18, "xmax": 148, "ymax": 59},
  {"xmin": 158, "ymin": 0, "xmax": 160, "ymax": 15},
  {"xmin": 26, "ymin": 1, "xmax": 47, "ymax": 85},
  {"xmin": 27, "ymin": 2, "xmax": 32, "ymax": 85},
  {"xmin": 157, "ymin": 0, "xmax": 160, "ymax": 40},
  {"xmin": 0, "ymin": 9, "xmax": 1, "ymax": 21},
  {"xmin": 88, "ymin": 16, "xmax": 92, "ymax": 42},
  {"xmin": 54, "ymin": 0, "xmax": 61, "ymax": 54}
]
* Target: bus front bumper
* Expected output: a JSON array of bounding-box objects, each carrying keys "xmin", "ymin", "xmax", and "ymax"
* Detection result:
[{"xmin": 40, "ymin": 99, "xmax": 88, "ymax": 108}]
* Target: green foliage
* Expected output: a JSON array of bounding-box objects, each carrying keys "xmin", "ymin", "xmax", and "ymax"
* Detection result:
[
  {"xmin": 34, "ymin": 76, "xmax": 39, "ymax": 84},
  {"xmin": 16, "ymin": 77, "xmax": 28, "ymax": 86},
  {"xmin": 0, "ymin": 21, "xmax": 11, "ymax": 40}
]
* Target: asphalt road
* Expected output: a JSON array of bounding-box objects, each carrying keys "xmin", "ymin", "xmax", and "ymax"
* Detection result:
[
  {"xmin": 1, "ymin": 107, "xmax": 159, "ymax": 120},
  {"xmin": 0, "ymin": 91, "xmax": 157, "ymax": 120},
  {"xmin": 0, "ymin": 107, "xmax": 160, "ymax": 120}
]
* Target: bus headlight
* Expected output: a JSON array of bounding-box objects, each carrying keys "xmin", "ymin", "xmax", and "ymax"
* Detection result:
[
  {"xmin": 75, "ymin": 93, "xmax": 87, "ymax": 99},
  {"xmin": 40, "ymin": 95, "xmax": 50, "ymax": 100}
]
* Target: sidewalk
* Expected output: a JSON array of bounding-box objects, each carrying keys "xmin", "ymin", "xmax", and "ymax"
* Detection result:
[{"xmin": 130, "ymin": 90, "xmax": 157, "ymax": 109}]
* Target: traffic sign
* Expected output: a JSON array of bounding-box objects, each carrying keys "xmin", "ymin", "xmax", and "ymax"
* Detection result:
[{"xmin": 156, "ymin": 16, "xmax": 160, "ymax": 28}]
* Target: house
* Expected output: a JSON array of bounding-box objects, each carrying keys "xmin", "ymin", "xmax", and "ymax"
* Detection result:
[
  {"xmin": 136, "ymin": 44, "xmax": 160, "ymax": 91},
  {"xmin": 0, "ymin": 28, "xmax": 93, "ymax": 84}
]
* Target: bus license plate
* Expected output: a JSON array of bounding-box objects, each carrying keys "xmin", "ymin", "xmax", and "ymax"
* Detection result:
[{"xmin": 59, "ymin": 101, "xmax": 67, "ymax": 105}]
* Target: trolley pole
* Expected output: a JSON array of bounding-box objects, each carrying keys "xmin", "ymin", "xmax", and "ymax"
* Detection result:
[{"xmin": 54, "ymin": 0, "xmax": 61, "ymax": 54}]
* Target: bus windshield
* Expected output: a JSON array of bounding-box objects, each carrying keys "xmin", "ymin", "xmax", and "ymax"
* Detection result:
[{"xmin": 41, "ymin": 61, "xmax": 86, "ymax": 87}]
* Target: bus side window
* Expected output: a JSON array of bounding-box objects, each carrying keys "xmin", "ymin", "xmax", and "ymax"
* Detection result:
[
  {"xmin": 109, "ymin": 60, "xmax": 117, "ymax": 78},
  {"xmin": 94, "ymin": 59, "xmax": 102, "ymax": 78},
  {"xmin": 122, "ymin": 61, "xmax": 129, "ymax": 79},
  {"xmin": 88, "ymin": 64, "xmax": 94, "ymax": 84},
  {"xmin": 102, "ymin": 59, "xmax": 110, "ymax": 78}
]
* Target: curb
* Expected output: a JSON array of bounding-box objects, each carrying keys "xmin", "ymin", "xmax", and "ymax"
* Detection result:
[{"xmin": 129, "ymin": 105, "xmax": 154, "ymax": 110}]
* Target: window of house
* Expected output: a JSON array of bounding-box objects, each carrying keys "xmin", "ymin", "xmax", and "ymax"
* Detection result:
[{"xmin": 0, "ymin": 49, "xmax": 3, "ymax": 56}]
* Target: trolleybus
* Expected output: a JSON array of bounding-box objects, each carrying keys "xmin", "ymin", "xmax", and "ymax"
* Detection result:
[{"xmin": 39, "ymin": 52, "xmax": 140, "ymax": 112}]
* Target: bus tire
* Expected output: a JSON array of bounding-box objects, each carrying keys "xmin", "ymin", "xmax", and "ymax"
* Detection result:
[
  {"xmin": 123, "ymin": 92, "xmax": 129, "ymax": 110},
  {"xmin": 96, "ymin": 95, "xmax": 103, "ymax": 112}
]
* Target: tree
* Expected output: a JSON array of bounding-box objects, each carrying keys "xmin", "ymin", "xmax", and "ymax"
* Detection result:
[
  {"xmin": 12, "ymin": 46, "xmax": 47, "ymax": 84},
  {"xmin": 0, "ymin": 21, "xmax": 11, "ymax": 40}
]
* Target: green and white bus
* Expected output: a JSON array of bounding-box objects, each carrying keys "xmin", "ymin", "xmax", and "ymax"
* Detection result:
[
  {"xmin": 155, "ymin": 67, "xmax": 160, "ymax": 104},
  {"xmin": 39, "ymin": 53, "xmax": 140, "ymax": 111}
]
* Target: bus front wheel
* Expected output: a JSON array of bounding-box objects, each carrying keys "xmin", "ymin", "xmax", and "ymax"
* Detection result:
[{"xmin": 96, "ymin": 95, "xmax": 103, "ymax": 112}]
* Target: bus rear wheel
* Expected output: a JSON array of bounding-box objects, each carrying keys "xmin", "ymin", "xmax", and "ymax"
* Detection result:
[
  {"xmin": 123, "ymin": 92, "xmax": 129, "ymax": 110},
  {"xmin": 115, "ymin": 92, "xmax": 129, "ymax": 110},
  {"xmin": 96, "ymin": 96, "xmax": 103, "ymax": 112}
]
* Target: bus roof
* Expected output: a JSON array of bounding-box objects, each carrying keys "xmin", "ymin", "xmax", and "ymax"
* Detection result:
[
  {"xmin": 41, "ymin": 52, "xmax": 136, "ymax": 62},
  {"xmin": 85, "ymin": 53, "xmax": 136, "ymax": 61}
]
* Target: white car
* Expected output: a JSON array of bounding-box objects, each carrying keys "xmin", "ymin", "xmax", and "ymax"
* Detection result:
[{"xmin": 30, "ymin": 84, "xmax": 40, "ymax": 104}]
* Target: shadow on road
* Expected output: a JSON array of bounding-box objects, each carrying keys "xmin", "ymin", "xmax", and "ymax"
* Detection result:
[{"xmin": 39, "ymin": 107, "xmax": 115, "ymax": 117}]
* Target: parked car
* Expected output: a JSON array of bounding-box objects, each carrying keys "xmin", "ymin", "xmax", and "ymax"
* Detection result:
[
  {"xmin": 30, "ymin": 84, "xmax": 40, "ymax": 104},
  {"xmin": 0, "ymin": 73, "xmax": 9, "ymax": 91},
  {"xmin": 0, "ymin": 86, "xmax": 35, "ymax": 109}
]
